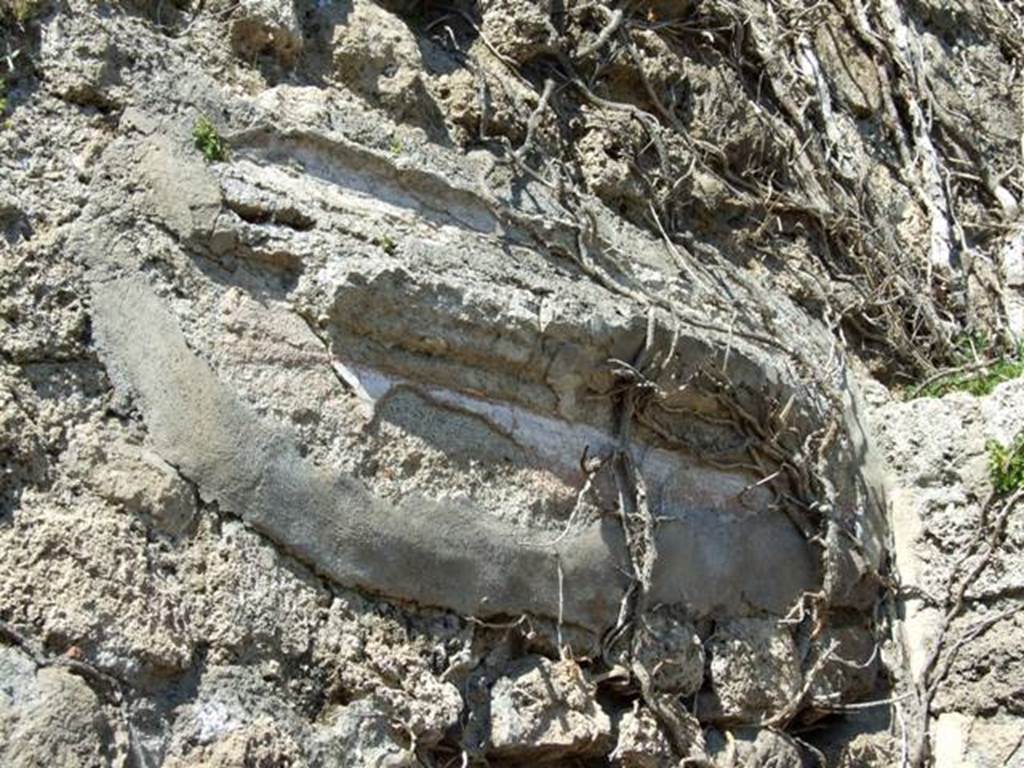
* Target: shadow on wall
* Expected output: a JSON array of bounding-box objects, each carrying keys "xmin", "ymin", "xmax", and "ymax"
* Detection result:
[{"xmin": 839, "ymin": 363, "xmax": 892, "ymax": 575}]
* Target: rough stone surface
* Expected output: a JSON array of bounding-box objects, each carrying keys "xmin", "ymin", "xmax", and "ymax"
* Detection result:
[
  {"xmin": 703, "ymin": 618, "xmax": 802, "ymax": 723},
  {"xmin": 488, "ymin": 656, "xmax": 612, "ymax": 761},
  {"xmin": 628, "ymin": 612, "xmax": 705, "ymax": 695},
  {"xmin": 1, "ymin": 0, "xmax": 1019, "ymax": 764},
  {"xmin": 306, "ymin": 698, "xmax": 416, "ymax": 768},
  {"xmin": 39, "ymin": 11, "xmax": 120, "ymax": 106},
  {"xmin": 65, "ymin": 427, "xmax": 197, "ymax": 536},
  {"xmin": 479, "ymin": 0, "xmax": 556, "ymax": 64},
  {"xmin": 0, "ymin": 647, "xmax": 115, "ymax": 768},
  {"xmin": 610, "ymin": 704, "xmax": 676, "ymax": 768},
  {"xmin": 706, "ymin": 727, "xmax": 806, "ymax": 767},
  {"xmin": 0, "ymin": 492, "xmax": 197, "ymax": 680},
  {"xmin": 229, "ymin": 0, "xmax": 303, "ymax": 65},
  {"xmin": 869, "ymin": 378, "xmax": 1024, "ymax": 766},
  {"xmin": 326, "ymin": 0, "xmax": 434, "ymax": 130}
]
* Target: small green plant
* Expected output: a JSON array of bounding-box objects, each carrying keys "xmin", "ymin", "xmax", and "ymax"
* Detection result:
[
  {"xmin": 192, "ymin": 116, "xmax": 228, "ymax": 163},
  {"xmin": 917, "ymin": 356, "xmax": 1024, "ymax": 399},
  {"xmin": 987, "ymin": 432, "xmax": 1024, "ymax": 494},
  {"xmin": 911, "ymin": 336, "xmax": 1024, "ymax": 399},
  {"xmin": 1, "ymin": 0, "xmax": 45, "ymax": 23},
  {"xmin": 388, "ymin": 135, "xmax": 404, "ymax": 157},
  {"xmin": 0, "ymin": 82, "xmax": 10, "ymax": 130},
  {"xmin": 372, "ymin": 234, "xmax": 397, "ymax": 255}
]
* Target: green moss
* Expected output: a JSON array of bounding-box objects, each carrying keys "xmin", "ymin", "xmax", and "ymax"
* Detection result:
[
  {"xmin": 192, "ymin": 116, "xmax": 228, "ymax": 163},
  {"xmin": 987, "ymin": 433, "xmax": 1024, "ymax": 494}
]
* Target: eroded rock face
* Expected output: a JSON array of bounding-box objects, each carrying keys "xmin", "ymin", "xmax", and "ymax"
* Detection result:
[
  {"xmin": 65, "ymin": 427, "xmax": 197, "ymax": 536},
  {"xmin": 610, "ymin": 704, "xmax": 676, "ymax": 768},
  {"xmin": 2, "ymin": 0, "xmax": 1019, "ymax": 764},
  {"xmin": 489, "ymin": 656, "xmax": 612, "ymax": 761},
  {"xmin": 706, "ymin": 728, "xmax": 806, "ymax": 768},
  {"xmin": 0, "ymin": 647, "xmax": 115, "ymax": 767},
  {"xmin": 478, "ymin": 0, "xmax": 556, "ymax": 64},
  {"xmin": 704, "ymin": 618, "xmax": 802, "ymax": 723},
  {"xmin": 869, "ymin": 379, "xmax": 1024, "ymax": 767},
  {"xmin": 306, "ymin": 699, "xmax": 416, "ymax": 768},
  {"xmin": 229, "ymin": 0, "xmax": 304, "ymax": 65},
  {"xmin": 626, "ymin": 612, "xmax": 705, "ymax": 695},
  {"xmin": 39, "ymin": 11, "xmax": 120, "ymax": 106}
]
